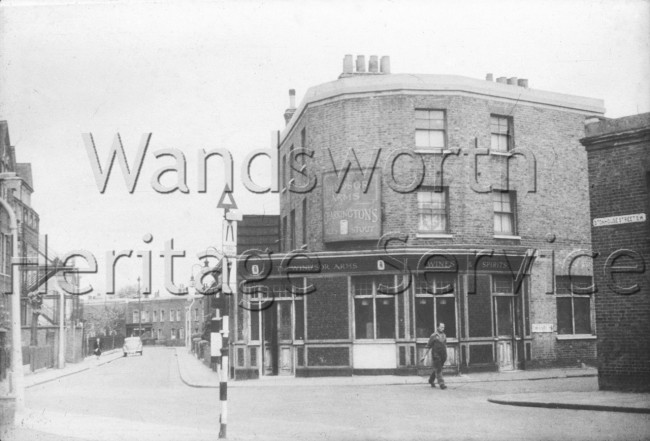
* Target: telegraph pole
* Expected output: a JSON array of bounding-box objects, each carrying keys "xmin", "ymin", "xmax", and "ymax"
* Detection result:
[{"xmin": 216, "ymin": 185, "xmax": 240, "ymax": 439}]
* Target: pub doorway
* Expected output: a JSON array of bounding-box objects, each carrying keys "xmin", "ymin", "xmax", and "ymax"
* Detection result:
[
  {"xmin": 493, "ymin": 295, "xmax": 524, "ymax": 371},
  {"xmin": 261, "ymin": 300, "xmax": 294, "ymax": 376}
]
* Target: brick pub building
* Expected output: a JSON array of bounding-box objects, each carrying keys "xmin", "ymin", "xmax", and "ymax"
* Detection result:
[
  {"xmin": 581, "ymin": 113, "xmax": 650, "ymax": 391},
  {"xmin": 231, "ymin": 56, "xmax": 606, "ymax": 379}
]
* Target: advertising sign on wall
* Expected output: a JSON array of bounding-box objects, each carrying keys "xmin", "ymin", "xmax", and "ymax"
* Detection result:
[{"xmin": 322, "ymin": 170, "xmax": 381, "ymax": 242}]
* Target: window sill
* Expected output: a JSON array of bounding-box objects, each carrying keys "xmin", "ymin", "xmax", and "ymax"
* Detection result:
[
  {"xmin": 353, "ymin": 339, "xmax": 397, "ymax": 344},
  {"xmin": 414, "ymin": 148, "xmax": 451, "ymax": 155},
  {"xmin": 416, "ymin": 338, "xmax": 459, "ymax": 343},
  {"xmin": 556, "ymin": 334, "xmax": 597, "ymax": 341},
  {"xmin": 493, "ymin": 235, "xmax": 521, "ymax": 240},
  {"xmin": 490, "ymin": 150, "xmax": 511, "ymax": 157},
  {"xmin": 416, "ymin": 233, "xmax": 453, "ymax": 239}
]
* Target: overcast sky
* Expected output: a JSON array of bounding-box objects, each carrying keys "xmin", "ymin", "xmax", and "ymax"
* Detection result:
[{"xmin": 0, "ymin": 0, "xmax": 648, "ymax": 296}]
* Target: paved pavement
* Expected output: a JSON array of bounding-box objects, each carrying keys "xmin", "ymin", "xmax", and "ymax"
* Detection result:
[
  {"xmin": 24, "ymin": 350, "xmax": 125, "ymax": 389},
  {"xmin": 174, "ymin": 348, "xmax": 650, "ymax": 413}
]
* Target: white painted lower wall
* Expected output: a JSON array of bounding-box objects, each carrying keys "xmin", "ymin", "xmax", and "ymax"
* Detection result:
[{"xmin": 352, "ymin": 343, "xmax": 397, "ymax": 369}]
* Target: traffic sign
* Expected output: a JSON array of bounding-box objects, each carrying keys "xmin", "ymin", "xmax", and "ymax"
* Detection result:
[{"xmin": 217, "ymin": 185, "xmax": 238, "ymax": 210}]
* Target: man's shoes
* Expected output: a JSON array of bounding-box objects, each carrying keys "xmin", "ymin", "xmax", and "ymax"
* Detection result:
[
  {"xmin": 440, "ymin": 384, "xmax": 447, "ymax": 390},
  {"xmin": 428, "ymin": 380, "xmax": 435, "ymax": 388}
]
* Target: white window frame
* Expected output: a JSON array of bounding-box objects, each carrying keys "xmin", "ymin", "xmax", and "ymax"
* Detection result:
[
  {"xmin": 493, "ymin": 191, "xmax": 517, "ymax": 235},
  {"xmin": 417, "ymin": 187, "xmax": 448, "ymax": 234},
  {"xmin": 415, "ymin": 109, "xmax": 446, "ymax": 151},
  {"xmin": 490, "ymin": 115, "xmax": 513, "ymax": 152}
]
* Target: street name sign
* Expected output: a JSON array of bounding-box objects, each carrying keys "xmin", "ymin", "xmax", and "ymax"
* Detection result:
[{"xmin": 593, "ymin": 213, "xmax": 646, "ymax": 227}]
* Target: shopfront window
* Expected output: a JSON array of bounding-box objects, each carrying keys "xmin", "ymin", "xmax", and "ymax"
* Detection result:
[
  {"xmin": 353, "ymin": 276, "xmax": 396, "ymax": 340},
  {"xmin": 414, "ymin": 274, "xmax": 456, "ymax": 338}
]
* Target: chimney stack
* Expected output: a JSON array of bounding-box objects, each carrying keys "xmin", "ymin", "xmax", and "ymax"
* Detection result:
[
  {"xmin": 485, "ymin": 73, "xmax": 493, "ymax": 81},
  {"xmin": 507, "ymin": 77, "xmax": 518, "ymax": 85},
  {"xmin": 339, "ymin": 55, "xmax": 391, "ymax": 78},
  {"xmin": 496, "ymin": 76, "xmax": 507, "ymax": 84},
  {"xmin": 517, "ymin": 79, "xmax": 529, "ymax": 88},
  {"xmin": 283, "ymin": 89, "xmax": 296, "ymax": 125}
]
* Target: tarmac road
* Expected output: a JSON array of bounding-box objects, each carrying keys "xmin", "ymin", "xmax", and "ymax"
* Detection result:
[{"xmin": 17, "ymin": 347, "xmax": 650, "ymax": 441}]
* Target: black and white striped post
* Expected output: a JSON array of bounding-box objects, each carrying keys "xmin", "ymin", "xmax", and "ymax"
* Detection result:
[
  {"xmin": 218, "ymin": 309, "xmax": 229, "ymax": 438},
  {"xmin": 217, "ymin": 186, "xmax": 240, "ymax": 439}
]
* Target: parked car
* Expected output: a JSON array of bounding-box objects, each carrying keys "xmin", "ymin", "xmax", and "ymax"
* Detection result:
[{"xmin": 123, "ymin": 337, "xmax": 143, "ymax": 357}]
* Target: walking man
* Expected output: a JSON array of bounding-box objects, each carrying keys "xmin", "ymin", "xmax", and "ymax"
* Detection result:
[{"xmin": 421, "ymin": 322, "xmax": 447, "ymax": 389}]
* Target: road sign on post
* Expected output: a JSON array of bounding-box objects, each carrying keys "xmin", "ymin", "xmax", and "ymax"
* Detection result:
[
  {"xmin": 217, "ymin": 185, "xmax": 239, "ymax": 439},
  {"xmin": 217, "ymin": 184, "xmax": 238, "ymax": 211}
]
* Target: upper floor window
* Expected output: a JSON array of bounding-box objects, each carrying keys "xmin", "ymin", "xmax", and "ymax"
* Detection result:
[
  {"xmin": 490, "ymin": 115, "xmax": 513, "ymax": 152},
  {"xmin": 556, "ymin": 276, "xmax": 593, "ymax": 335},
  {"xmin": 160, "ymin": 310, "xmax": 164, "ymax": 322},
  {"xmin": 133, "ymin": 311, "xmax": 139, "ymax": 323},
  {"xmin": 493, "ymin": 191, "xmax": 516, "ymax": 235},
  {"xmin": 302, "ymin": 199, "xmax": 308, "ymax": 247},
  {"xmin": 289, "ymin": 209, "xmax": 296, "ymax": 251},
  {"xmin": 289, "ymin": 145, "xmax": 295, "ymax": 183},
  {"xmin": 281, "ymin": 216, "xmax": 287, "ymax": 252},
  {"xmin": 417, "ymin": 187, "xmax": 448, "ymax": 233},
  {"xmin": 415, "ymin": 110, "xmax": 446, "ymax": 150}
]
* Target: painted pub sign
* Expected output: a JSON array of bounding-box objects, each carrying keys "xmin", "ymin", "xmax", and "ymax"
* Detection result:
[{"xmin": 322, "ymin": 170, "xmax": 381, "ymax": 242}]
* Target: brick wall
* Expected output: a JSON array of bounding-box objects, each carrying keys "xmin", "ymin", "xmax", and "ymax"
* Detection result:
[
  {"xmin": 282, "ymin": 93, "xmax": 593, "ymax": 255},
  {"xmin": 582, "ymin": 114, "xmax": 650, "ymax": 391},
  {"xmin": 277, "ymin": 77, "xmax": 601, "ymax": 368}
]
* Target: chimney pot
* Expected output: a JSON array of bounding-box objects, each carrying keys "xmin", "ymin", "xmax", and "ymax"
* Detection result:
[
  {"xmin": 496, "ymin": 77, "xmax": 507, "ymax": 84},
  {"xmin": 507, "ymin": 77, "xmax": 518, "ymax": 85},
  {"xmin": 380, "ymin": 56, "xmax": 391, "ymax": 74},
  {"xmin": 368, "ymin": 55, "xmax": 379, "ymax": 73},
  {"xmin": 284, "ymin": 89, "xmax": 297, "ymax": 126},
  {"xmin": 517, "ymin": 79, "xmax": 529, "ymax": 88},
  {"xmin": 289, "ymin": 89, "xmax": 296, "ymax": 109},
  {"xmin": 343, "ymin": 55, "xmax": 353, "ymax": 74},
  {"xmin": 485, "ymin": 73, "xmax": 493, "ymax": 81},
  {"xmin": 356, "ymin": 55, "xmax": 366, "ymax": 73}
]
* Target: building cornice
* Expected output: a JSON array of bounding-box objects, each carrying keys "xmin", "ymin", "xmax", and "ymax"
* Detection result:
[
  {"xmin": 280, "ymin": 74, "xmax": 605, "ymax": 145},
  {"xmin": 581, "ymin": 126, "xmax": 650, "ymax": 152}
]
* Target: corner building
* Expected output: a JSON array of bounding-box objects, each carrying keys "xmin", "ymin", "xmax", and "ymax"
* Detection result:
[
  {"xmin": 232, "ymin": 56, "xmax": 605, "ymax": 379},
  {"xmin": 580, "ymin": 113, "xmax": 650, "ymax": 391}
]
